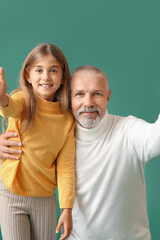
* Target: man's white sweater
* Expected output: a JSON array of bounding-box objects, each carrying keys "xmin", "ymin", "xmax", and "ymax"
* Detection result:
[{"xmin": 68, "ymin": 111, "xmax": 160, "ymax": 240}]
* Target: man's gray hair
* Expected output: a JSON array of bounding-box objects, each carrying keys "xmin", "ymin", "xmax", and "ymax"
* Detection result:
[{"xmin": 71, "ymin": 65, "xmax": 107, "ymax": 80}]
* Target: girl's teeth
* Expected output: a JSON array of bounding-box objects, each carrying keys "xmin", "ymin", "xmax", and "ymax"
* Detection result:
[{"xmin": 41, "ymin": 84, "xmax": 52, "ymax": 87}]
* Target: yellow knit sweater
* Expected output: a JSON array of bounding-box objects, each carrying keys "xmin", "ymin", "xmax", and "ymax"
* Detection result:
[{"xmin": 0, "ymin": 91, "xmax": 75, "ymax": 208}]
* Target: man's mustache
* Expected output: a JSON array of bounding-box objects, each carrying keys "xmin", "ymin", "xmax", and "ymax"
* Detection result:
[{"xmin": 78, "ymin": 107, "xmax": 101, "ymax": 115}]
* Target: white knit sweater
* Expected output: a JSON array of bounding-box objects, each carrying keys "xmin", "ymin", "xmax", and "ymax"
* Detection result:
[{"xmin": 68, "ymin": 111, "xmax": 160, "ymax": 240}]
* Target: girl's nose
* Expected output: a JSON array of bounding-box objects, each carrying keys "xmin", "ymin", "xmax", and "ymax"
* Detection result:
[
  {"xmin": 42, "ymin": 71, "xmax": 50, "ymax": 81},
  {"xmin": 42, "ymin": 78, "xmax": 48, "ymax": 82}
]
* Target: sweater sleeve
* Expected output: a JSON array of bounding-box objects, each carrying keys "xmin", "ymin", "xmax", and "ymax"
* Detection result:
[
  {"xmin": 127, "ymin": 115, "xmax": 160, "ymax": 162},
  {"xmin": 0, "ymin": 92, "xmax": 24, "ymax": 118},
  {"xmin": 56, "ymin": 121, "xmax": 75, "ymax": 209}
]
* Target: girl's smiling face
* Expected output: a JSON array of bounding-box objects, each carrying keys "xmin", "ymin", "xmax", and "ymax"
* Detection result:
[{"xmin": 26, "ymin": 54, "xmax": 63, "ymax": 101}]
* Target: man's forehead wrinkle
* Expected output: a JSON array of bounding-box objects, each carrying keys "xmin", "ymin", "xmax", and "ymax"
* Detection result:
[{"xmin": 71, "ymin": 70, "xmax": 109, "ymax": 94}]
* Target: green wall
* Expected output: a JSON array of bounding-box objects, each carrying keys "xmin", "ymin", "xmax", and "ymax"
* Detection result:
[{"xmin": 0, "ymin": 0, "xmax": 160, "ymax": 239}]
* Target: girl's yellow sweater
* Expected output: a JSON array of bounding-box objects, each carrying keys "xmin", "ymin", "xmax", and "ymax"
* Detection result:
[{"xmin": 0, "ymin": 91, "xmax": 75, "ymax": 208}]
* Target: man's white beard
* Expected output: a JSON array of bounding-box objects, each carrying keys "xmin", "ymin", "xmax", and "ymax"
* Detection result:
[{"xmin": 77, "ymin": 106, "xmax": 101, "ymax": 129}]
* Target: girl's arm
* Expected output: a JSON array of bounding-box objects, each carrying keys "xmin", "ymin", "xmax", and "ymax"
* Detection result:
[{"xmin": 0, "ymin": 67, "xmax": 8, "ymax": 107}]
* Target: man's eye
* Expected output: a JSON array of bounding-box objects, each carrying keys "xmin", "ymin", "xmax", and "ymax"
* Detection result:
[
  {"xmin": 94, "ymin": 92, "xmax": 102, "ymax": 96},
  {"xmin": 75, "ymin": 93, "xmax": 83, "ymax": 97}
]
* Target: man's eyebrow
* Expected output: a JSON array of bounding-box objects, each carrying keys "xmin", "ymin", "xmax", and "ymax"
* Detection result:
[
  {"xmin": 73, "ymin": 89, "xmax": 84, "ymax": 92},
  {"xmin": 74, "ymin": 89, "xmax": 104, "ymax": 92},
  {"xmin": 93, "ymin": 89, "xmax": 104, "ymax": 91}
]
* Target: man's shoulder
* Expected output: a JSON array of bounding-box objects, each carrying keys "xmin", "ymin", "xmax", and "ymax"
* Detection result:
[
  {"xmin": 109, "ymin": 113, "xmax": 138, "ymax": 122},
  {"xmin": 108, "ymin": 113, "xmax": 140, "ymax": 130}
]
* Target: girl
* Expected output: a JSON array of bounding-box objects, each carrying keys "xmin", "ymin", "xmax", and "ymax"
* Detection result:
[{"xmin": 0, "ymin": 43, "xmax": 75, "ymax": 240}]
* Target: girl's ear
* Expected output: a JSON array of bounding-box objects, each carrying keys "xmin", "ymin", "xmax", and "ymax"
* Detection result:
[
  {"xmin": 61, "ymin": 75, "xmax": 64, "ymax": 84},
  {"xmin": 61, "ymin": 79, "xmax": 64, "ymax": 85},
  {"xmin": 24, "ymin": 69, "xmax": 31, "ymax": 83}
]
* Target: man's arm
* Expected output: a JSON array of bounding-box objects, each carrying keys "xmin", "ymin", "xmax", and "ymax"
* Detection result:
[
  {"xmin": 0, "ymin": 132, "xmax": 22, "ymax": 160},
  {"xmin": 127, "ymin": 115, "xmax": 160, "ymax": 162}
]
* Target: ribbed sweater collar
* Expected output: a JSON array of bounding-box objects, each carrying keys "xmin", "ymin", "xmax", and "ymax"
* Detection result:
[
  {"xmin": 36, "ymin": 94, "xmax": 61, "ymax": 114},
  {"xmin": 76, "ymin": 110, "xmax": 112, "ymax": 142}
]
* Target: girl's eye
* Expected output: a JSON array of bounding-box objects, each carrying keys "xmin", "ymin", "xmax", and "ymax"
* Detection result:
[
  {"xmin": 51, "ymin": 69, "xmax": 57, "ymax": 73},
  {"xmin": 36, "ymin": 69, "xmax": 42, "ymax": 73}
]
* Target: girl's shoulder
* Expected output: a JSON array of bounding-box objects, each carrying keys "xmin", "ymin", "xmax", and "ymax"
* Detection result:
[
  {"xmin": 64, "ymin": 110, "xmax": 75, "ymax": 124},
  {"xmin": 10, "ymin": 89, "xmax": 24, "ymax": 100}
]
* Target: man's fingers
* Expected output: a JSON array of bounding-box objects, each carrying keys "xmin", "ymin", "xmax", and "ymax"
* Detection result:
[
  {"xmin": 3, "ymin": 146, "xmax": 22, "ymax": 154},
  {"xmin": 0, "ymin": 132, "xmax": 22, "ymax": 147},
  {"xmin": 2, "ymin": 131, "xmax": 18, "ymax": 138},
  {"xmin": 0, "ymin": 153, "xmax": 19, "ymax": 160},
  {"xmin": 0, "ymin": 146, "xmax": 22, "ymax": 160},
  {"xmin": 0, "ymin": 132, "xmax": 22, "ymax": 160},
  {"xmin": 3, "ymin": 139, "xmax": 22, "ymax": 147},
  {"xmin": 1, "ymin": 131, "xmax": 18, "ymax": 139}
]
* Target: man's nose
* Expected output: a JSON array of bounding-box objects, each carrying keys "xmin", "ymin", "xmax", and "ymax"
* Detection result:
[{"xmin": 84, "ymin": 94, "xmax": 94, "ymax": 107}]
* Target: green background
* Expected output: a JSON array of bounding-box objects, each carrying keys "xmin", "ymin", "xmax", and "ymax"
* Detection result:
[{"xmin": 0, "ymin": 0, "xmax": 160, "ymax": 239}]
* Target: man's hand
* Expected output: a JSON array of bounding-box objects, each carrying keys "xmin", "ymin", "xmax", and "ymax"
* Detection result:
[
  {"xmin": 0, "ymin": 67, "xmax": 8, "ymax": 107},
  {"xmin": 0, "ymin": 132, "xmax": 22, "ymax": 160},
  {"xmin": 56, "ymin": 208, "xmax": 73, "ymax": 240}
]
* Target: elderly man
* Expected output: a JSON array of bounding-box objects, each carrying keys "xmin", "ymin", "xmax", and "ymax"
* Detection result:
[{"xmin": 1, "ymin": 65, "xmax": 160, "ymax": 240}]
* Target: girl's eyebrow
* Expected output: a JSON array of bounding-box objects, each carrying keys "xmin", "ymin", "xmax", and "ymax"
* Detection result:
[{"xmin": 35, "ymin": 65, "xmax": 60, "ymax": 68}]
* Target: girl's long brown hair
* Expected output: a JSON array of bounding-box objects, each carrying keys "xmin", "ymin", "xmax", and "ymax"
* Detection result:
[{"xmin": 3, "ymin": 43, "xmax": 70, "ymax": 134}]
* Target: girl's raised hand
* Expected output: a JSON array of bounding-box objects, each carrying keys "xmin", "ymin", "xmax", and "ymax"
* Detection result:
[{"xmin": 0, "ymin": 67, "xmax": 8, "ymax": 107}]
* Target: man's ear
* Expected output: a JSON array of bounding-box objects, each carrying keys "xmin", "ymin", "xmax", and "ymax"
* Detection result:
[
  {"xmin": 107, "ymin": 89, "xmax": 111, "ymax": 101},
  {"xmin": 24, "ymin": 69, "xmax": 31, "ymax": 83}
]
